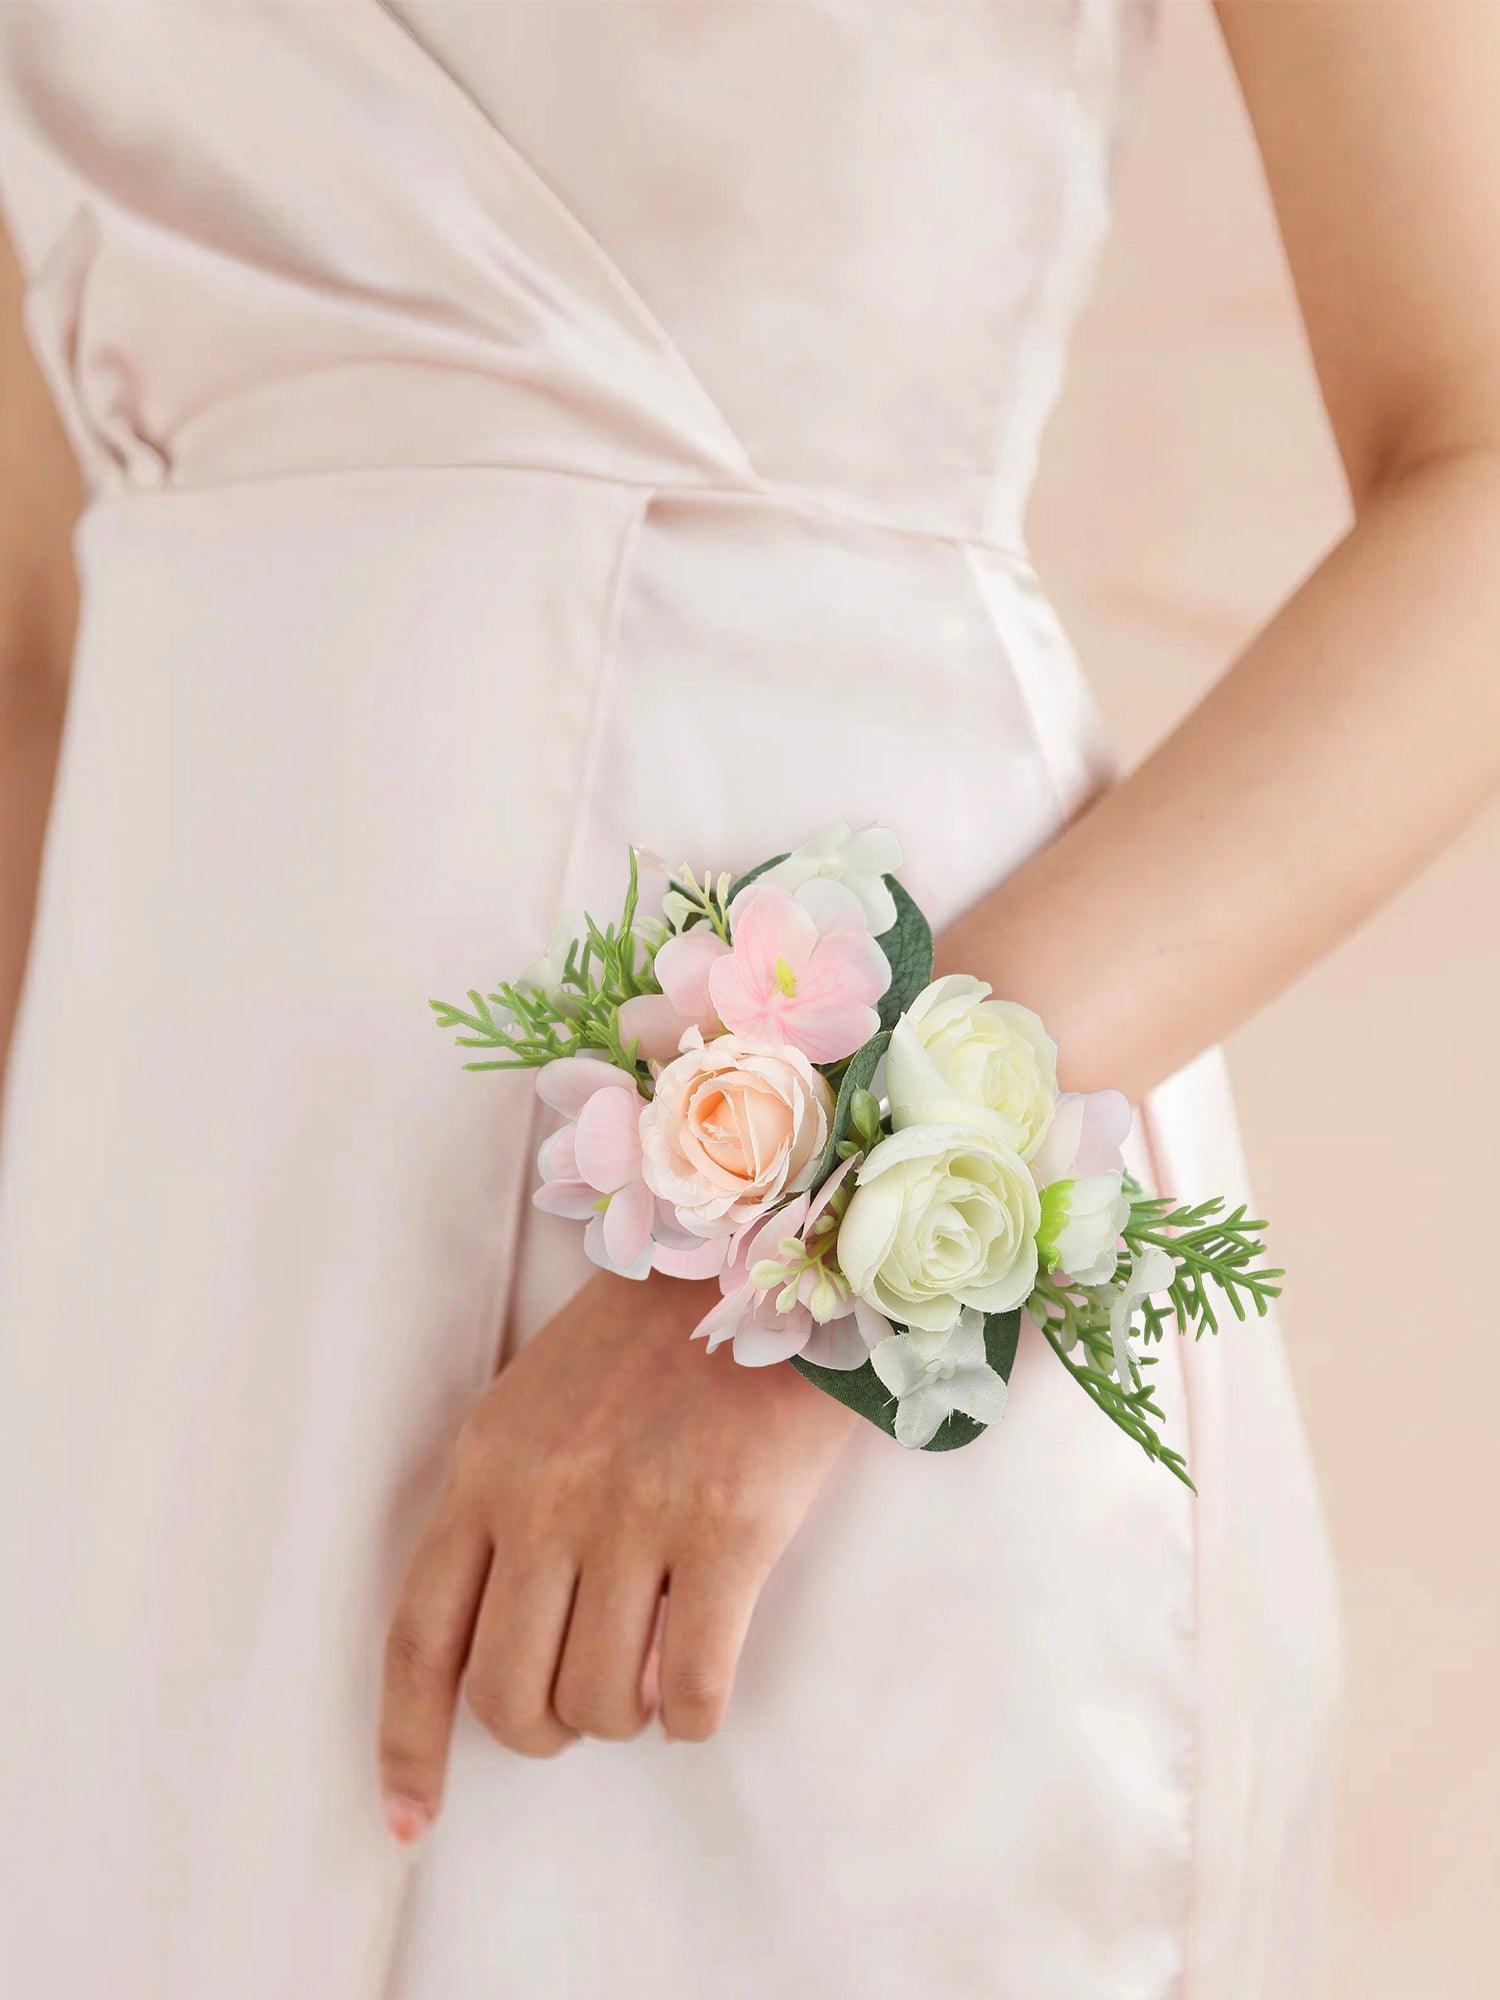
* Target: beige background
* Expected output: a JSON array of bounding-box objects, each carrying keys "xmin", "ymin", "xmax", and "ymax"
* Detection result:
[{"xmin": 1028, "ymin": 4, "xmax": 1500, "ymax": 1994}]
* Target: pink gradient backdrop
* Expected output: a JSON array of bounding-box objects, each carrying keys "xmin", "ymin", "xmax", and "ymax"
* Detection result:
[{"xmin": 1028, "ymin": 6, "xmax": 1500, "ymax": 1994}]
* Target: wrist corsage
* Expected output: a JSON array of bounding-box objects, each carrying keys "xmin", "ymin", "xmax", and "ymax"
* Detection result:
[{"xmin": 432, "ymin": 826, "xmax": 1279, "ymax": 1485}]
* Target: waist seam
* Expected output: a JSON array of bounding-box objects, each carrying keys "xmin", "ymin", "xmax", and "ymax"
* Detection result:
[{"xmin": 81, "ymin": 457, "xmax": 1038, "ymax": 578}]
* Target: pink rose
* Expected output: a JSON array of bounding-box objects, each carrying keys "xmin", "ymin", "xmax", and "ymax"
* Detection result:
[{"xmin": 639, "ymin": 1030, "xmax": 835, "ymax": 1238}]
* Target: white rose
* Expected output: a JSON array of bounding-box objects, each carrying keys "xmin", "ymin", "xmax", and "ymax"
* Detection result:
[
  {"xmin": 837, "ymin": 1122, "xmax": 1040, "ymax": 1334},
  {"xmin": 1036, "ymin": 1170, "xmax": 1129, "ymax": 1286},
  {"xmin": 886, "ymin": 974, "xmax": 1057, "ymax": 1160}
]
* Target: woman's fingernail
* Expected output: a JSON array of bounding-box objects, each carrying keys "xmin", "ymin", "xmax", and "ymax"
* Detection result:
[{"xmin": 383, "ymin": 1793, "xmax": 431, "ymax": 1844}]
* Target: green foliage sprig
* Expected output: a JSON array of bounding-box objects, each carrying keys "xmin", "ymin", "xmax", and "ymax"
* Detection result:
[
  {"xmin": 1124, "ymin": 1186, "xmax": 1283, "ymax": 1341},
  {"xmin": 1029, "ymin": 1271, "xmax": 1192, "ymax": 1486},
  {"xmin": 429, "ymin": 848, "xmax": 661, "ymax": 1084},
  {"xmin": 1029, "ymin": 1175, "xmax": 1282, "ymax": 1489}
]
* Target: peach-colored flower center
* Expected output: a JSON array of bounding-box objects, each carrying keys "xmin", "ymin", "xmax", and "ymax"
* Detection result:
[{"xmin": 687, "ymin": 1077, "xmax": 791, "ymax": 1184}]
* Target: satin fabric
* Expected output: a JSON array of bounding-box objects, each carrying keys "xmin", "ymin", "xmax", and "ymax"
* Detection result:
[{"xmin": 0, "ymin": 7, "xmax": 1341, "ymax": 1998}]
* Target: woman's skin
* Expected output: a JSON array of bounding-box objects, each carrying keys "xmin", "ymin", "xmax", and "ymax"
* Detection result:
[
  {"xmin": 0, "ymin": 223, "xmax": 81, "ymax": 1094},
  {"xmin": 2, "ymin": 5, "xmax": 1498, "ymax": 1844}
]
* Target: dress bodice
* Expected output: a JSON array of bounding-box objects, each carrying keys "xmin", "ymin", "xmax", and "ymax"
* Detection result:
[{"xmin": 0, "ymin": 0, "xmax": 1152, "ymax": 550}]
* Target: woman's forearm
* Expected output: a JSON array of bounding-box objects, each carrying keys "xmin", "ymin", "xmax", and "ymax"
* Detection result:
[
  {"xmin": 938, "ymin": 445, "xmax": 1500, "ymax": 1099},
  {"xmin": 0, "ymin": 672, "xmax": 67, "ymax": 1087}
]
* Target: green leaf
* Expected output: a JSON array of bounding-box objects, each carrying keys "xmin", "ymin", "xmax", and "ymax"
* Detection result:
[
  {"xmin": 724, "ymin": 852, "xmax": 789, "ymax": 905},
  {"xmin": 873, "ymin": 875, "xmax": 933, "ymax": 1032},
  {"xmin": 791, "ymin": 1308, "xmax": 1022, "ymax": 1453},
  {"xmin": 807, "ymin": 1029, "xmax": 889, "ymax": 1195}
]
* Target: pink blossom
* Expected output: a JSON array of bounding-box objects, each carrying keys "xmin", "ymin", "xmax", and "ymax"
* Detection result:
[
  {"xmin": 1029, "ymin": 1088, "xmax": 1133, "ymax": 1188},
  {"xmin": 708, "ymin": 880, "xmax": 890, "ymax": 1065},
  {"xmin": 532, "ymin": 1056, "xmax": 725, "ymax": 1281},
  {"xmin": 617, "ymin": 924, "xmax": 727, "ymax": 1065},
  {"xmin": 692, "ymin": 1157, "xmax": 891, "ymax": 1368}
]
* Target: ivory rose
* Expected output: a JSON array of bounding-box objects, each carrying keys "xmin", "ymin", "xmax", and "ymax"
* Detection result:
[
  {"xmin": 886, "ymin": 975, "xmax": 1057, "ymax": 1160},
  {"xmin": 838, "ymin": 1121, "xmax": 1041, "ymax": 1333},
  {"xmin": 639, "ymin": 1030, "xmax": 835, "ymax": 1237}
]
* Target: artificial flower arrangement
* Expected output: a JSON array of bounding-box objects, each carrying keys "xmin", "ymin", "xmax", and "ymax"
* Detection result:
[{"xmin": 432, "ymin": 825, "xmax": 1280, "ymax": 1484}]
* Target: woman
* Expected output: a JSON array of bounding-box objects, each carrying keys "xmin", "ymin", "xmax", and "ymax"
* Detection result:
[{"xmin": 1, "ymin": 4, "xmax": 1495, "ymax": 1996}]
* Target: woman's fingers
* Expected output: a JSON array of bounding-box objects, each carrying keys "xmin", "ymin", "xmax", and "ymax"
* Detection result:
[
  {"xmin": 657, "ymin": 1549, "xmax": 766, "ymax": 1743},
  {"xmin": 378, "ymin": 1504, "xmax": 491, "ymax": 1840},
  {"xmin": 551, "ymin": 1549, "xmax": 664, "ymax": 1741},
  {"xmin": 464, "ymin": 1556, "xmax": 580, "ymax": 1759}
]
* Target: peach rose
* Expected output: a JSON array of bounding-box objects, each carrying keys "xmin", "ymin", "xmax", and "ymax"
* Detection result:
[{"xmin": 639, "ymin": 1030, "xmax": 835, "ymax": 1238}]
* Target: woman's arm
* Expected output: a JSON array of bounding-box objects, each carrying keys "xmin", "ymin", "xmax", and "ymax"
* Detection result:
[
  {"xmin": 379, "ymin": 2, "xmax": 1500, "ymax": 1831},
  {"xmin": 0, "ymin": 221, "xmax": 82, "ymax": 1094},
  {"xmin": 941, "ymin": 0, "xmax": 1500, "ymax": 1095}
]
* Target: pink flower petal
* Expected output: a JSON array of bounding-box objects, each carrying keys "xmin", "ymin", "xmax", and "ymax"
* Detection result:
[
  {"xmin": 536, "ymin": 1124, "xmax": 579, "ymax": 1184},
  {"xmin": 694, "ymin": 1284, "xmax": 754, "ymax": 1352},
  {"xmin": 805, "ymin": 1152, "xmax": 858, "ymax": 1229},
  {"xmin": 721, "ymin": 883, "xmax": 818, "ymax": 987},
  {"xmin": 800, "ymin": 1309, "xmax": 876, "ymax": 1370},
  {"xmin": 602, "ymin": 1178, "xmax": 655, "ymax": 1269},
  {"xmin": 652, "ymin": 1233, "xmax": 728, "ymax": 1281},
  {"xmin": 532, "ymin": 1180, "xmax": 599, "ymax": 1221},
  {"xmin": 735, "ymin": 925, "xmax": 890, "ymax": 1061},
  {"xmin": 573, "ymin": 1082, "xmax": 645, "ymax": 1193},
  {"xmin": 536, "ymin": 1055, "xmax": 638, "ymax": 1118},
  {"xmin": 759, "ymin": 1188, "xmax": 812, "ymax": 1251},
  {"xmin": 801, "ymin": 927, "xmax": 892, "ymax": 1006},
  {"xmin": 706, "ymin": 962, "xmax": 786, "ymax": 1044},
  {"xmin": 617, "ymin": 992, "xmax": 695, "ymax": 1066},
  {"xmin": 1029, "ymin": 1095, "xmax": 1084, "ymax": 1188},
  {"xmin": 1031, "ymin": 1088, "xmax": 1133, "ymax": 1185},
  {"xmin": 585, "ymin": 1208, "xmax": 652, "ymax": 1281},
  {"xmin": 654, "ymin": 926, "xmax": 730, "ymax": 1021},
  {"xmin": 851, "ymin": 1297, "xmax": 895, "ymax": 1349},
  {"xmin": 733, "ymin": 1307, "xmax": 814, "ymax": 1367},
  {"xmin": 795, "ymin": 1004, "xmax": 882, "ymax": 1065},
  {"xmin": 1073, "ymin": 1089, "xmax": 1133, "ymax": 1178}
]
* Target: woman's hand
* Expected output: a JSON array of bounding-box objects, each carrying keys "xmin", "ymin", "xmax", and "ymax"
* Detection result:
[{"xmin": 376, "ymin": 1267, "xmax": 856, "ymax": 1841}]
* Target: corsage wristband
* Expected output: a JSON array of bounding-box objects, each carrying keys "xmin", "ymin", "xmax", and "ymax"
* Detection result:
[{"xmin": 432, "ymin": 825, "xmax": 1279, "ymax": 1483}]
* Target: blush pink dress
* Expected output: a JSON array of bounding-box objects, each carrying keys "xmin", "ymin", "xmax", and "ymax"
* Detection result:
[{"xmin": 0, "ymin": 5, "xmax": 1341, "ymax": 1997}]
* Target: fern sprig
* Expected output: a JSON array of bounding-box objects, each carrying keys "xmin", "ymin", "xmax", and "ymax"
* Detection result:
[
  {"xmin": 1029, "ymin": 1271, "xmax": 1194, "ymax": 1488},
  {"xmin": 1123, "ymin": 1180, "xmax": 1283, "ymax": 1342},
  {"xmin": 1031, "ymin": 1176, "xmax": 1281, "ymax": 1483},
  {"xmin": 429, "ymin": 847, "xmax": 660, "ymax": 1086}
]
